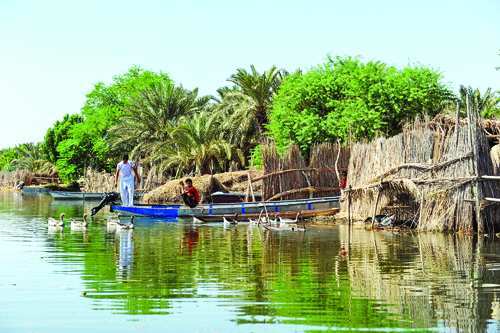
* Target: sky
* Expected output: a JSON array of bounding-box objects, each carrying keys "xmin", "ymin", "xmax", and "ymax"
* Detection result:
[{"xmin": 0, "ymin": 0, "xmax": 498, "ymax": 148}]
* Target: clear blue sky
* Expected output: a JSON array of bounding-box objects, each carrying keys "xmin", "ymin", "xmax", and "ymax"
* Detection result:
[{"xmin": 0, "ymin": 0, "xmax": 498, "ymax": 148}]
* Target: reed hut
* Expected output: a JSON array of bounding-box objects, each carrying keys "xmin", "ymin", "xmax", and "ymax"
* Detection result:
[
  {"xmin": 258, "ymin": 142, "xmax": 350, "ymax": 201},
  {"xmin": 342, "ymin": 102, "xmax": 500, "ymax": 233}
]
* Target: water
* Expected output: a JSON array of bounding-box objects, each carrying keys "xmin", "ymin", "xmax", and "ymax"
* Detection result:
[{"xmin": 1, "ymin": 192, "xmax": 499, "ymax": 333}]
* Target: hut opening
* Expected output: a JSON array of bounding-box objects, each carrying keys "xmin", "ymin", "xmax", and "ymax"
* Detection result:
[{"xmin": 342, "ymin": 103, "xmax": 500, "ymax": 234}]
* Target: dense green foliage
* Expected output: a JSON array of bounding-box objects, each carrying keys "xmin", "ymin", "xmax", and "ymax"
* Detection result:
[
  {"xmin": 0, "ymin": 143, "xmax": 54, "ymax": 174},
  {"xmin": 458, "ymin": 86, "xmax": 500, "ymax": 118},
  {"xmin": 3, "ymin": 56, "xmax": 498, "ymax": 183},
  {"xmin": 42, "ymin": 114, "xmax": 83, "ymax": 164},
  {"xmin": 268, "ymin": 57, "xmax": 454, "ymax": 152},
  {"xmin": 0, "ymin": 148, "xmax": 19, "ymax": 171},
  {"xmin": 53, "ymin": 67, "xmax": 173, "ymax": 182}
]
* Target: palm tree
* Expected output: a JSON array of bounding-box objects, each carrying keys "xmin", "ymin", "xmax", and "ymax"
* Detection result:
[
  {"xmin": 214, "ymin": 88, "xmax": 258, "ymax": 154},
  {"xmin": 12, "ymin": 143, "xmax": 55, "ymax": 175},
  {"xmin": 458, "ymin": 85, "xmax": 499, "ymax": 118},
  {"xmin": 228, "ymin": 65, "xmax": 287, "ymax": 133},
  {"xmin": 151, "ymin": 112, "xmax": 245, "ymax": 176},
  {"xmin": 110, "ymin": 80, "xmax": 211, "ymax": 159}
]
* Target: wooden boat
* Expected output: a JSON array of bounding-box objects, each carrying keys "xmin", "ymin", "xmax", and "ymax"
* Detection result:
[
  {"xmin": 186, "ymin": 208, "xmax": 338, "ymax": 223},
  {"xmin": 210, "ymin": 191, "xmax": 262, "ymax": 203},
  {"xmin": 21, "ymin": 186, "xmax": 51, "ymax": 195},
  {"xmin": 110, "ymin": 196, "xmax": 340, "ymax": 219},
  {"xmin": 50, "ymin": 191, "xmax": 144, "ymax": 201}
]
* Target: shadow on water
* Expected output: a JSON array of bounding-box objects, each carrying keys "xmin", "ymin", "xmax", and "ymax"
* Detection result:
[{"xmin": 0, "ymin": 192, "xmax": 499, "ymax": 332}]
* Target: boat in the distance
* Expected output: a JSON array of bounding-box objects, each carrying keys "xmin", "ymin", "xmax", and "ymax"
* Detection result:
[
  {"xmin": 50, "ymin": 191, "xmax": 144, "ymax": 201},
  {"xmin": 109, "ymin": 196, "xmax": 340, "ymax": 219}
]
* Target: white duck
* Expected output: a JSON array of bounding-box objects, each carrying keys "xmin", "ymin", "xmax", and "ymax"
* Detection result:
[
  {"xmin": 71, "ymin": 214, "xmax": 89, "ymax": 229},
  {"xmin": 107, "ymin": 214, "xmax": 120, "ymax": 226},
  {"xmin": 249, "ymin": 211, "xmax": 263, "ymax": 225},
  {"xmin": 260, "ymin": 216, "xmax": 277, "ymax": 225},
  {"xmin": 279, "ymin": 212, "xmax": 301, "ymax": 226},
  {"xmin": 48, "ymin": 213, "xmax": 65, "ymax": 227},
  {"xmin": 116, "ymin": 216, "xmax": 135, "ymax": 230}
]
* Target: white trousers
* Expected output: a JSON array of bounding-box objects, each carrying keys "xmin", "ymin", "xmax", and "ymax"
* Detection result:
[{"xmin": 120, "ymin": 176, "xmax": 135, "ymax": 207}]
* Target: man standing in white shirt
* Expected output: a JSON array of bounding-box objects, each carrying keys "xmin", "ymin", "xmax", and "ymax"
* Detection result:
[{"xmin": 114, "ymin": 154, "xmax": 140, "ymax": 207}]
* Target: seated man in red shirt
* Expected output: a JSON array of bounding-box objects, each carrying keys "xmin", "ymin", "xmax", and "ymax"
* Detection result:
[{"xmin": 181, "ymin": 178, "xmax": 201, "ymax": 208}]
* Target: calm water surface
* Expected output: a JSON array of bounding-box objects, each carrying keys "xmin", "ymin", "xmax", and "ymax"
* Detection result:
[{"xmin": 1, "ymin": 192, "xmax": 499, "ymax": 332}]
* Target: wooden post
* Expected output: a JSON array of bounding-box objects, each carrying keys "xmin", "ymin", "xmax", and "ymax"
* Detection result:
[
  {"xmin": 334, "ymin": 139, "xmax": 341, "ymax": 184},
  {"xmin": 466, "ymin": 94, "xmax": 485, "ymax": 233},
  {"xmin": 371, "ymin": 187, "xmax": 382, "ymax": 229},
  {"xmin": 245, "ymin": 178, "xmax": 250, "ymax": 202},
  {"xmin": 347, "ymin": 185, "xmax": 352, "ymax": 246},
  {"xmin": 455, "ymin": 100, "xmax": 460, "ymax": 146},
  {"xmin": 248, "ymin": 172, "xmax": 256, "ymax": 202}
]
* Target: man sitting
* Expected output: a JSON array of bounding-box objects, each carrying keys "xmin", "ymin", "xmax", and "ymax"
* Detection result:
[{"xmin": 180, "ymin": 178, "xmax": 200, "ymax": 208}]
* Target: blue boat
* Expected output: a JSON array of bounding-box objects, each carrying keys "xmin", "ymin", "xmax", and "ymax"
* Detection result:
[{"xmin": 110, "ymin": 196, "xmax": 340, "ymax": 219}]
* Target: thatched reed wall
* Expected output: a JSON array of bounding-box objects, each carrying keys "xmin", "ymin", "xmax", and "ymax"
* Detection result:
[
  {"xmin": 261, "ymin": 142, "xmax": 350, "ymax": 200},
  {"xmin": 0, "ymin": 170, "xmax": 34, "ymax": 188},
  {"xmin": 82, "ymin": 169, "xmax": 116, "ymax": 192},
  {"xmin": 342, "ymin": 106, "xmax": 500, "ymax": 233}
]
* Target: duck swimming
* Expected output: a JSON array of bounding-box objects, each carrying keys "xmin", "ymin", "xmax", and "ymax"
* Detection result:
[
  {"xmin": 48, "ymin": 213, "xmax": 65, "ymax": 227},
  {"xmin": 71, "ymin": 214, "xmax": 89, "ymax": 229},
  {"xmin": 116, "ymin": 216, "xmax": 135, "ymax": 230},
  {"xmin": 364, "ymin": 214, "xmax": 396, "ymax": 227}
]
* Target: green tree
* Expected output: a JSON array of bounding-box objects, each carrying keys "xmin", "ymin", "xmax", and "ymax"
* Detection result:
[
  {"xmin": 110, "ymin": 79, "xmax": 210, "ymax": 161},
  {"xmin": 228, "ymin": 65, "xmax": 287, "ymax": 133},
  {"xmin": 153, "ymin": 111, "xmax": 245, "ymax": 176},
  {"xmin": 12, "ymin": 143, "xmax": 55, "ymax": 174},
  {"xmin": 42, "ymin": 114, "xmax": 83, "ymax": 163},
  {"xmin": 268, "ymin": 57, "xmax": 453, "ymax": 152},
  {"xmin": 214, "ymin": 87, "xmax": 258, "ymax": 156},
  {"xmin": 56, "ymin": 66, "xmax": 173, "ymax": 183},
  {"xmin": 0, "ymin": 148, "xmax": 19, "ymax": 172},
  {"xmin": 458, "ymin": 85, "xmax": 499, "ymax": 118}
]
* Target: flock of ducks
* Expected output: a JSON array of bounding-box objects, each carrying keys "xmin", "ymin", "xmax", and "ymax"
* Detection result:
[
  {"xmin": 220, "ymin": 212, "xmax": 306, "ymax": 232},
  {"xmin": 47, "ymin": 213, "xmax": 134, "ymax": 231},
  {"xmin": 48, "ymin": 210, "xmax": 307, "ymax": 233}
]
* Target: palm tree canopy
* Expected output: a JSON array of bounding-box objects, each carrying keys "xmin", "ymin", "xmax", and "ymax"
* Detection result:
[
  {"xmin": 110, "ymin": 80, "xmax": 212, "ymax": 159},
  {"xmin": 228, "ymin": 65, "xmax": 287, "ymax": 132}
]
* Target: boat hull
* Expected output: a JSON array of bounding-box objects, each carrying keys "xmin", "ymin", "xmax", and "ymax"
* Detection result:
[
  {"xmin": 110, "ymin": 196, "xmax": 340, "ymax": 219},
  {"xmin": 50, "ymin": 191, "xmax": 143, "ymax": 201}
]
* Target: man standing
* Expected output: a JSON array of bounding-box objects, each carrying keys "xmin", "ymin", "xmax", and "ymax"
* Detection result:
[{"xmin": 114, "ymin": 154, "xmax": 140, "ymax": 207}]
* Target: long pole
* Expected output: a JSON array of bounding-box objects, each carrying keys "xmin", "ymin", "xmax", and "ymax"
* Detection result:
[{"xmin": 347, "ymin": 185, "xmax": 352, "ymax": 246}]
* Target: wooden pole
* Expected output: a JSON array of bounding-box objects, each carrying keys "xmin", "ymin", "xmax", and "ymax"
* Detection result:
[
  {"xmin": 455, "ymin": 100, "xmax": 460, "ymax": 146},
  {"xmin": 334, "ymin": 139, "xmax": 341, "ymax": 184},
  {"xmin": 371, "ymin": 188, "xmax": 382, "ymax": 229},
  {"xmin": 466, "ymin": 94, "xmax": 485, "ymax": 233},
  {"xmin": 348, "ymin": 185, "xmax": 352, "ymax": 246},
  {"xmin": 248, "ymin": 172, "xmax": 256, "ymax": 202}
]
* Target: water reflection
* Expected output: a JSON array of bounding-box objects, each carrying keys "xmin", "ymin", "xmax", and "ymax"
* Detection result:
[
  {"xmin": 0, "ymin": 192, "xmax": 499, "ymax": 332},
  {"xmin": 116, "ymin": 230, "xmax": 134, "ymax": 279}
]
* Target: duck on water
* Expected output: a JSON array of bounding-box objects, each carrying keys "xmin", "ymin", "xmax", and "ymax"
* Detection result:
[{"xmin": 48, "ymin": 213, "xmax": 65, "ymax": 227}]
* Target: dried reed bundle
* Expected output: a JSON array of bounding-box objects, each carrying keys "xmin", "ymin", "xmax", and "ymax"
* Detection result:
[
  {"xmin": 143, "ymin": 170, "xmax": 262, "ymax": 204},
  {"xmin": 0, "ymin": 170, "xmax": 33, "ymax": 187},
  {"xmin": 82, "ymin": 169, "xmax": 115, "ymax": 192}
]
